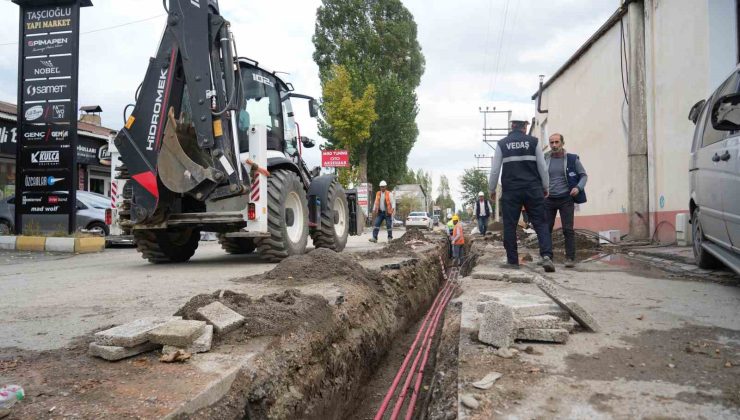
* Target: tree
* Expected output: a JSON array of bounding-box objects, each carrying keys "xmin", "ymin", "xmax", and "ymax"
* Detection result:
[
  {"xmin": 313, "ymin": 0, "xmax": 425, "ymax": 188},
  {"xmin": 435, "ymin": 175, "xmax": 455, "ymax": 215},
  {"xmin": 321, "ymin": 65, "xmax": 378, "ymax": 183},
  {"xmin": 395, "ymin": 195, "xmax": 417, "ymax": 221},
  {"xmin": 459, "ymin": 168, "xmax": 489, "ymax": 208}
]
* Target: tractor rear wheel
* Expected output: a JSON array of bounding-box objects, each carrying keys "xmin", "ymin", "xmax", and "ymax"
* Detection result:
[
  {"xmin": 134, "ymin": 228, "xmax": 200, "ymax": 263},
  {"xmin": 217, "ymin": 234, "xmax": 256, "ymax": 254},
  {"xmin": 255, "ymin": 169, "xmax": 308, "ymax": 262},
  {"xmin": 310, "ymin": 178, "xmax": 349, "ymax": 251}
]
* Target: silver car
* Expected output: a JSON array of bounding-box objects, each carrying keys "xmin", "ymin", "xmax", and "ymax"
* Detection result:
[
  {"xmin": 0, "ymin": 191, "xmax": 110, "ymax": 236},
  {"xmin": 689, "ymin": 64, "xmax": 740, "ymax": 274}
]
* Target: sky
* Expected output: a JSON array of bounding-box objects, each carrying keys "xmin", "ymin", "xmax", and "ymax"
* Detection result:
[{"xmin": 0, "ymin": 0, "xmax": 618, "ymax": 208}]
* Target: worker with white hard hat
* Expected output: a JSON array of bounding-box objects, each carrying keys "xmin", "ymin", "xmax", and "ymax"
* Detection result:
[
  {"xmin": 488, "ymin": 111, "xmax": 555, "ymax": 272},
  {"xmin": 369, "ymin": 180, "xmax": 394, "ymax": 243},
  {"xmin": 475, "ymin": 191, "xmax": 493, "ymax": 235}
]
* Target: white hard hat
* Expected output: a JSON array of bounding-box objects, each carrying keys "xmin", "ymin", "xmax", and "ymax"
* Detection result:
[
  {"xmin": 478, "ymin": 191, "xmax": 484, "ymax": 197},
  {"xmin": 510, "ymin": 111, "xmax": 531, "ymax": 123},
  {"xmin": 379, "ymin": 180, "xmax": 387, "ymax": 187}
]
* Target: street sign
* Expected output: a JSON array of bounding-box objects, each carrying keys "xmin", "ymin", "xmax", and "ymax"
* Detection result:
[
  {"xmin": 321, "ymin": 149, "xmax": 350, "ymax": 167},
  {"xmin": 357, "ymin": 182, "xmax": 370, "ymax": 215},
  {"xmin": 14, "ymin": 0, "xmax": 91, "ymax": 234}
]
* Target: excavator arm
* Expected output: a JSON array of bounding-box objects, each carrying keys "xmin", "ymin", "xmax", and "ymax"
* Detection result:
[{"xmin": 113, "ymin": 0, "xmax": 245, "ymax": 224}]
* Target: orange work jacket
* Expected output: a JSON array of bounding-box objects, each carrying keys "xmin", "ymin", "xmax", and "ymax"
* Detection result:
[
  {"xmin": 374, "ymin": 190, "xmax": 393, "ymax": 215},
  {"xmin": 452, "ymin": 222, "xmax": 465, "ymax": 245}
]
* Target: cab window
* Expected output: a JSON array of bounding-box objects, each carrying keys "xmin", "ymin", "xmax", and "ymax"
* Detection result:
[{"xmin": 702, "ymin": 72, "xmax": 739, "ymax": 148}]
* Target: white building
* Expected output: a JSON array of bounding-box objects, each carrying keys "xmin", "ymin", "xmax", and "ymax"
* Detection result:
[{"xmin": 532, "ymin": 0, "xmax": 738, "ymax": 242}]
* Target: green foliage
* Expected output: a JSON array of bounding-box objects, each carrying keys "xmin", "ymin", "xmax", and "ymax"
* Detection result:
[
  {"xmin": 435, "ymin": 175, "xmax": 455, "ymax": 215},
  {"xmin": 459, "ymin": 168, "xmax": 489, "ymax": 208},
  {"xmin": 395, "ymin": 195, "xmax": 417, "ymax": 221},
  {"xmin": 322, "ymin": 66, "xmax": 378, "ymax": 151},
  {"xmin": 313, "ymin": 0, "xmax": 425, "ymax": 187}
]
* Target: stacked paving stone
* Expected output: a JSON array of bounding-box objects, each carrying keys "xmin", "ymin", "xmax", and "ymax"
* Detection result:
[
  {"xmin": 89, "ymin": 301, "xmax": 246, "ymax": 361},
  {"xmin": 471, "ymin": 266, "xmax": 534, "ymax": 283},
  {"xmin": 477, "ymin": 290, "xmax": 578, "ymax": 348}
]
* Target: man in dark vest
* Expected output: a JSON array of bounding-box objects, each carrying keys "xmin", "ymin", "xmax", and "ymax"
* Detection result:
[
  {"xmin": 545, "ymin": 133, "xmax": 588, "ymax": 268},
  {"xmin": 488, "ymin": 113, "xmax": 555, "ymax": 272},
  {"xmin": 474, "ymin": 191, "xmax": 493, "ymax": 235}
]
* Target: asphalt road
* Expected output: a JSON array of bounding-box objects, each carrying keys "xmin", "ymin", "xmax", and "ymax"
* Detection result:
[{"xmin": 0, "ymin": 232, "xmax": 388, "ymax": 351}]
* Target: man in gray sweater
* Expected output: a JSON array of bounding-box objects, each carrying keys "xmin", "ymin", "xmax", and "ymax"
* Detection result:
[{"xmin": 545, "ymin": 133, "xmax": 588, "ymax": 267}]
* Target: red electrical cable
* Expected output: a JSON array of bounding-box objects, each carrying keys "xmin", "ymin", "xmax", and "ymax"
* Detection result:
[
  {"xmin": 374, "ymin": 280, "xmax": 451, "ymax": 420},
  {"xmin": 388, "ymin": 284, "xmax": 455, "ymax": 420},
  {"xmin": 404, "ymin": 286, "xmax": 455, "ymax": 419}
]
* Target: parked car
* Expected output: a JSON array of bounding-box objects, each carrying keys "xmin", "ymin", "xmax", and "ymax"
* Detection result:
[
  {"xmin": 0, "ymin": 190, "xmax": 111, "ymax": 236},
  {"xmin": 432, "ymin": 215, "xmax": 440, "ymax": 226},
  {"xmin": 688, "ymin": 64, "xmax": 740, "ymax": 274},
  {"xmin": 405, "ymin": 211, "xmax": 433, "ymax": 230},
  {"xmin": 392, "ymin": 217, "xmax": 404, "ymax": 228}
]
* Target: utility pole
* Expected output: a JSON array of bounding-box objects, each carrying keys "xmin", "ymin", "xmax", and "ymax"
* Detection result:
[{"xmin": 478, "ymin": 106, "xmax": 511, "ymax": 223}]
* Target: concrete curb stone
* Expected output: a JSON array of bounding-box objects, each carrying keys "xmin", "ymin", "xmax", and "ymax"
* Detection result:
[
  {"xmin": 89, "ymin": 341, "xmax": 161, "ymax": 361},
  {"xmin": 148, "ymin": 320, "xmax": 207, "ymax": 347},
  {"xmin": 478, "ymin": 301, "xmax": 516, "ymax": 348},
  {"xmin": 95, "ymin": 317, "xmax": 182, "ymax": 347},
  {"xmin": 533, "ymin": 276, "xmax": 601, "ymax": 332},
  {"xmin": 0, "ymin": 236, "xmax": 16, "ymax": 250},
  {"xmin": 516, "ymin": 328, "xmax": 569, "ymax": 343},
  {"xmin": 162, "ymin": 325, "xmax": 213, "ymax": 354},
  {"xmin": 45, "ymin": 237, "xmax": 75, "ymax": 252},
  {"xmin": 196, "ymin": 302, "xmax": 245, "ymax": 335}
]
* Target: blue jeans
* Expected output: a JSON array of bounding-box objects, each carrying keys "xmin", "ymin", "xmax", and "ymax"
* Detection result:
[
  {"xmin": 501, "ymin": 187, "xmax": 553, "ymax": 264},
  {"xmin": 477, "ymin": 216, "xmax": 489, "ymax": 235},
  {"xmin": 373, "ymin": 211, "xmax": 393, "ymax": 239}
]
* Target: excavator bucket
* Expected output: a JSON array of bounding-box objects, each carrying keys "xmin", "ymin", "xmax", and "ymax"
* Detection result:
[{"xmin": 157, "ymin": 107, "xmax": 215, "ymax": 194}]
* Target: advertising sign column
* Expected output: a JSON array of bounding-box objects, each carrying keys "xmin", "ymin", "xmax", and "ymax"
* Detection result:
[{"xmin": 13, "ymin": 0, "xmax": 91, "ymax": 234}]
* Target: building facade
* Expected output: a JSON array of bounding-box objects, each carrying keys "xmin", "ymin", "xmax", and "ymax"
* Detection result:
[
  {"xmin": 0, "ymin": 101, "xmax": 114, "ymax": 201},
  {"xmin": 532, "ymin": 0, "xmax": 739, "ymax": 242}
]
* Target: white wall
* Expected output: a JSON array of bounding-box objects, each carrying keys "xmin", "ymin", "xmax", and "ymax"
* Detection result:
[{"xmin": 535, "ymin": 23, "xmax": 629, "ymax": 218}]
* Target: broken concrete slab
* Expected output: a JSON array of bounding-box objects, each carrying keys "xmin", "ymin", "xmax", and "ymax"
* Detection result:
[
  {"xmin": 162, "ymin": 325, "xmax": 213, "ymax": 354},
  {"xmin": 196, "ymin": 302, "xmax": 245, "ymax": 335},
  {"xmin": 534, "ymin": 276, "xmax": 601, "ymax": 332},
  {"xmin": 471, "ymin": 269, "xmax": 507, "ymax": 281},
  {"xmin": 471, "ymin": 371, "xmax": 502, "ymax": 389},
  {"xmin": 478, "ymin": 301, "xmax": 516, "ymax": 348},
  {"xmin": 477, "ymin": 290, "xmax": 570, "ymax": 319},
  {"xmin": 89, "ymin": 341, "xmax": 160, "ymax": 361},
  {"xmin": 148, "ymin": 320, "xmax": 207, "ymax": 347},
  {"xmin": 94, "ymin": 317, "xmax": 181, "ymax": 347},
  {"xmin": 515, "ymin": 314, "xmax": 568, "ymax": 330},
  {"xmin": 516, "ymin": 328, "xmax": 569, "ymax": 343},
  {"xmin": 506, "ymin": 272, "xmax": 535, "ymax": 283}
]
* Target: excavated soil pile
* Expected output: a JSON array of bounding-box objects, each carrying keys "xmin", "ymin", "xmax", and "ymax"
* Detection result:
[
  {"xmin": 176, "ymin": 289, "xmax": 333, "ymax": 339},
  {"xmin": 181, "ymin": 240, "xmax": 448, "ymax": 419},
  {"xmin": 366, "ymin": 228, "xmax": 433, "ymax": 258}
]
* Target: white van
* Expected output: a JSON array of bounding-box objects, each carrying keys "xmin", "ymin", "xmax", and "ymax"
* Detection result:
[{"xmin": 688, "ymin": 64, "xmax": 740, "ymax": 275}]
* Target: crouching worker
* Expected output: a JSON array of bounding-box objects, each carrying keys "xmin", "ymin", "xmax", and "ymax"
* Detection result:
[{"xmin": 450, "ymin": 214, "xmax": 465, "ymax": 266}]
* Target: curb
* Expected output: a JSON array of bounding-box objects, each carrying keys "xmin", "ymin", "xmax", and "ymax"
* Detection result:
[{"xmin": 0, "ymin": 235, "xmax": 105, "ymax": 253}]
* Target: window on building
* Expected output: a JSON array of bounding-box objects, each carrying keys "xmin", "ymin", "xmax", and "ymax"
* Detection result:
[
  {"xmin": 0, "ymin": 161, "xmax": 15, "ymax": 201},
  {"xmin": 702, "ymin": 71, "xmax": 739, "ymax": 147}
]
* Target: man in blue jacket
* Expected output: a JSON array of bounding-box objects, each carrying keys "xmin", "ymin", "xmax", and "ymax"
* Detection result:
[
  {"xmin": 545, "ymin": 133, "xmax": 588, "ymax": 268},
  {"xmin": 488, "ymin": 113, "xmax": 555, "ymax": 272}
]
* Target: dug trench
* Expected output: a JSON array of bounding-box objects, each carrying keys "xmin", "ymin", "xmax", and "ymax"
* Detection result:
[{"xmin": 181, "ymin": 228, "xmax": 468, "ymax": 419}]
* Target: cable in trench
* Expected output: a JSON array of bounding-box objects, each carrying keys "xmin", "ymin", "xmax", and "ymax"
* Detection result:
[{"xmin": 374, "ymin": 255, "xmax": 464, "ymax": 420}]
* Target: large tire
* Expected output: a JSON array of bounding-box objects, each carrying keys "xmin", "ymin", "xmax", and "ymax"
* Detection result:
[
  {"xmin": 691, "ymin": 208, "xmax": 722, "ymax": 269},
  {"xmin": 217, "ymin": 234, "xmax": 256, "ymax": 254},
  {"xmin": 134, "ymin": 228, "xmax": 200, "ymax": 263},
  {"xmin": 255, "ymin": 169, "xmax": 308, "ymax": 262},
  {"xmin": 311, "ymin": 178, "xmax": 349, "ymax": 251}
]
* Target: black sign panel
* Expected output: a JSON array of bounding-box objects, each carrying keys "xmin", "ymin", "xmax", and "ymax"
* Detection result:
[
  {"xmin": 20, "ymin": 146, "xmax": 72, "ymax": 169},
  {"xmin": 22, "ymin": 6, "xmax": 75, "ymax": 35},
  {"xmin": 21, "ymin": 170, "xmax": 70, "ymax": 192},
  {"xmin": 23, "ymin": 78, "xmax": 72, "ymax": 102},
  {"xmin": 20, "ymin": 191, "xmax": 71, "ymax": 214},
  {"xmin": 22, "ymin": 101, "xmax": 71, "ymax": 124},
  {"xmin": 23, "ymin": 55, "xmax": 72, "ymax": 79},
  {"xmin": 21, "ymin": 123, "xmax": 70, "ymax": 145},
  {"xmin": 16, "ymin": 0, "xmax": 86, "ymax": 234},
  {"xmin": 23, "ymin": 33, "xmax": 73, "ymax": 57}
]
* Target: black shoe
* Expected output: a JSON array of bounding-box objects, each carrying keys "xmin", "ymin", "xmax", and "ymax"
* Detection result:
[
  {"xmin": 564, "ymin": 258, "xmax": 576, "ymax": 268},
  {"xmin": 542, "ymin": 256, "xmax": 556, "ymax": 273}
]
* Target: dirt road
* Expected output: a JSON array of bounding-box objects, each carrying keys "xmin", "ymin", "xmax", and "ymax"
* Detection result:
[{"xmin": 0, "ymin": 233, "xmax": 385, "ymax": 351}]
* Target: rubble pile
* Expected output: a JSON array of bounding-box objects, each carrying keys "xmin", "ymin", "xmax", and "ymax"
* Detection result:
[{"xmin": 476, "ymin": 277, "xmax": 599, "ymax": 348}]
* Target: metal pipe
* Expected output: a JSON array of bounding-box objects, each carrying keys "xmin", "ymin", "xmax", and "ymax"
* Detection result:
[{"xmin": 536, "ymin": 75, "xmax": 548, "ymax": 114}]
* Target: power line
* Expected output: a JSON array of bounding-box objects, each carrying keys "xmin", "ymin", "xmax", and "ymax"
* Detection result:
[
  {"xmin": 493, "ymin": 0, "xmax": 521, "ymax": 94},
  {"xmin": 481, "ymin": 0, "xmax": 495, "ymax": 78},
  {"xmin": 0, "ymin": 14, "xmax": 165, "ymax": 47},
  {"xmin": 488, "ymin": 0, "xmax": 511, "ymax": 97}
]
